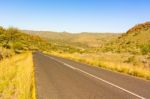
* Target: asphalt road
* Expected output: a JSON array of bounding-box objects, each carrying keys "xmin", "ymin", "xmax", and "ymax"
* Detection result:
[{"xmin": 33, "ymin": 52, "xmax": 150, "ymax": 99}]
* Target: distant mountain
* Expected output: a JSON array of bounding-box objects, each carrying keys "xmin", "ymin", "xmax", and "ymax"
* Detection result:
[{"xmin": 23, "ymin": 30, "xmax": 120, "ymax": 50}]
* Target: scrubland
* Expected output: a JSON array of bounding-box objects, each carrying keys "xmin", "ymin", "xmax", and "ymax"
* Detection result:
[{"xmin": 0, "ymin": 21, "xmax": 150, "ymax": 99}]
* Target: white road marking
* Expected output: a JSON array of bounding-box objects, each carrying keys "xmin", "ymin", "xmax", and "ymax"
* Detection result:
[{"xmin": 41, "ymin": 53, "xmax": 146, "ymax": 99}]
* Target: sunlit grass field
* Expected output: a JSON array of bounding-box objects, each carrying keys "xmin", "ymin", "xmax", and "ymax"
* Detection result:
[
  {"xmin": 48, "ymin": 51, "xmax": 150, "ymax": 80},
  {"xmin": 0, "ymin": 53, "xmax": 36, "ymax": 99}
]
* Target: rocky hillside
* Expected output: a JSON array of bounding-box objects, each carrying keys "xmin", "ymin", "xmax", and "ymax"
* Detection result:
[{"xmin": 103, "ymin": 22, "xmax": 150, "ymax": 54}]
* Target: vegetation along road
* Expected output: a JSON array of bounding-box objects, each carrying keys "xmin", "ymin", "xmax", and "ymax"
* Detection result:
[{"xmin": 33, "ymin": 52, "xmax": 150, "ymax": 99}]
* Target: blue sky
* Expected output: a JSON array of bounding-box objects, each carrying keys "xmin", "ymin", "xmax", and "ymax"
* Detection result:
[{"xmin": 0, "ymin": 0, "xmax": 150, "ymax": 33}]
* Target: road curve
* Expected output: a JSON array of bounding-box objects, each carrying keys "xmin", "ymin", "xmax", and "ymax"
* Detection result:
[{"xmin": 33, "ymin": 52, "xmax": 150, "ymax": 99}]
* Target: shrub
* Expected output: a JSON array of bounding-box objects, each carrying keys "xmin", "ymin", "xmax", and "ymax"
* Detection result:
[
  {"xmin": 140, "ymin": 44, "xmax": 150, "ymax": 54},
  {"xmin": 0, "ymin": 47, "xmax": 14, "ymax": 60},
  {"xmin": 124, "ymin": 56, "xmax": 134, "ymax": 63}
]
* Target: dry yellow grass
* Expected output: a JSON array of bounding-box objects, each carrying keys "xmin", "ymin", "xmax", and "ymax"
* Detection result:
[
  {"xmin": 0, "ymin": 52, "xmax": 36, "ymax": 99},
  {"xmin": 48, "ymin": 51, "xmax": 150, "ymax": 80}
]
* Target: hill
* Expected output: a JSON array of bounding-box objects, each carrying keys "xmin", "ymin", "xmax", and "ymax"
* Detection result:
[
  {"xmin": 0, "ymin": 27, "xmax": 53, "ymax": 59},
  {"xmin": 103, "ymin": 22, "xmax": 150, "ymax": 54}
]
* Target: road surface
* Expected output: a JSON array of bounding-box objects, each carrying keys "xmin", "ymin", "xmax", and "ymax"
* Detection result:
[{"xmin": 33, "ymin": 52, "xmax": 150, "ymax": 99}]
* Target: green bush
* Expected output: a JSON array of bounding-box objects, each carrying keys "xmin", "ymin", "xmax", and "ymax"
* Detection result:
[
  {"xmin": 13, "ymin": 42, "xmax": 25, "ymax": 50},
  {"xmin": 140, "ymin": 44, "xmax": 150, "ymax": 54}
]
